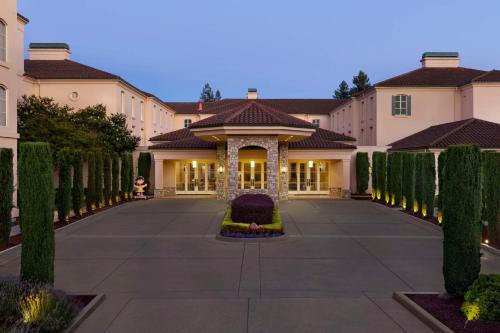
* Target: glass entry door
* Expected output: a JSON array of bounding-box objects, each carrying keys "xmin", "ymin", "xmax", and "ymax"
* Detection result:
[
  {"xmin": 239, "ymin": 160, "xmax": 267, "ymax": 189},
  {"xmin": 288, "ymin": 161, "xmax": 329, "ymax": 195},
  {"xmin": 176, "ymin": 161, "xmax": 217, "ymax": 194}
]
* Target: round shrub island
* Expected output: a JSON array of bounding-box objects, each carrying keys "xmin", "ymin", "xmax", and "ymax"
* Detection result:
[{"xmin": 231, "ymin": 194, "xmax": 274, "ymax": 225}]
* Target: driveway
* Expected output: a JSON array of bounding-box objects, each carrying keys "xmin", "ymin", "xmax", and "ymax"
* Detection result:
[{"xmin": 1, "ymin": 199, "xmax": 499, "ymax": 333}]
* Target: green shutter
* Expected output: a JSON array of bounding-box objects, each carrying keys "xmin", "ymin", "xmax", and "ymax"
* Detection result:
[
  {"xmin": 392, "ymin": 96, "xmax": 397, "ymax": 115},
  {"xmin": 407, "ymin": 95, "xmax": 412, "ymax": 116}
]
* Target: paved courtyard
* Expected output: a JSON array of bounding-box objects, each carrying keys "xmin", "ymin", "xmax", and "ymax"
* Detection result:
[{"xmin": 1, "ymin": 199, "xmax": 500, "ymax": 332}]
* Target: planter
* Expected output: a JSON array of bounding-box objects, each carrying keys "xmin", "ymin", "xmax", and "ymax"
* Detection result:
[{"xmin": 64, "ymin": 293, "xmax": 105, "ymax": 333}]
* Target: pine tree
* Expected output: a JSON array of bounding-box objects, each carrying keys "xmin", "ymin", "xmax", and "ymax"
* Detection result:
[
  {"xmin": 333, "ymin": 80, "xmax": 350, "ymax": 99},
  {"xmin": 215, "ymin": 90, "xmax": 222, "ymax": 101},
  {"xmin": 0, "ymin": 148, "xmax": 14, "ymax": 246},
  {"xmin": 200, "ymin": 83, "xmax": 215, "ymax": 102},
  {"xmin": 349, "ymin": 70, "xmax": 371, "ymax": 95},
  {"xmin": 72, "ymin": 150, "xmax": 84, "ymax": 216}
]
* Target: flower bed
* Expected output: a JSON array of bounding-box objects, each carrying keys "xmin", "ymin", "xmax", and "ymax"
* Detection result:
[
  {"xmin": 231, "ymin": 194, "xmax": 274, "ymax": 225},
  {"xmin": 220, "ymin": 207, "xmax": 283, "ymax": 238}
]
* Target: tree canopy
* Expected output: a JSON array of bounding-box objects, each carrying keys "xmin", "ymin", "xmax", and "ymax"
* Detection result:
[
  {"xmin": 333, "ymin": 80, "xmax": 350, "ymax": 99},
  {"xmin": 333, "ymin": 71, "xmax": 372, "ymax": 99},
  {"xmin": 200, "ymin": 83, "xmax": 222, "ymax": 102}
]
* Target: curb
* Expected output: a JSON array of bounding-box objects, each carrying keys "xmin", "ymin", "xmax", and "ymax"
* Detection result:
[
  {"xmin": 64, "ymin": 293, "xmax": 105, "ymax": 333},
  {"xmin": 393, "ymin": 292, "xmax": 454, "ymax": 333},
  {"xmin": 481, "ymin": 243, "xmax": 500, "ymax": 256}
]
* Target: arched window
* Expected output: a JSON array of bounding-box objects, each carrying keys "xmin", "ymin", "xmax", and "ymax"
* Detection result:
[
  {"xmin": 0, "ymin": 20, "xmax": 6, "ymax": 62},
  {"xmin": 0, "ymin": 86, "xmax": 6, "ymax": 126}
]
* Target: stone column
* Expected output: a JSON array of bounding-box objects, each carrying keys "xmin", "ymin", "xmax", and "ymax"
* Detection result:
[
  {"xmin": 279, "ymin": 143, "xmax": 289, "ymax": 200},
  {"xmin": 216, "ymin": 142, "xmax": 226, "ymax": 200},
  {"xmin": 227, "ymin": 137, "xmax": 239, "ymax": 201},
  {"xmin": 154, "ymin": 159, "xmax": 164, "ymax": 197},
  {"xmin": 342, "ymin": 158, "xmax": 351, "ymax": 198},
  {"xmin": 266, "ymin": 137, "xmax": 279, "ymax": 202}
]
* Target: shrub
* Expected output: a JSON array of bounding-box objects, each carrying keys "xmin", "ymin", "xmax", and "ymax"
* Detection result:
[
  {"xmin": 103, "ymin": 153, "xmax": 112, "ymax": 206},
  {"xmin": 482, "ymin": 151, "xmax": 500, "ymax": 245},
  {"xmin": 128, "ymin": 153, "xmax": 134, "ymax": 196},
  {"xmin": 19, "ymin": 142, "xmax": 55, "ymax": 285},
  {"xmin": 120, "ymin": 153, "xmax": 130, "ymax": 200},
  {"xmin": 56, "ymin": 148, "xmax": 72, "ymax": 223},
  {"xmin": 95, "ymin": 150, "xmax": 104, "ymax": 208},
  {"xmin": 86, "ymin": 151, "xmax": 96, "ymax": 212},
  {"xmin": 437, "ymin": 151, "xmax": 446, "ymax": 223},
  {"xmin": 462, "ymin": 274, "xmax": 500, "ymax": 321},
  {"xmin": 378, "ymin": 152, "xmax": 387, "ymax": 202},
  {"xmin": 111, "ymin": 153, "xmax": 120, "ymax": 203},
  {"xmin": 371, "ymin": 152, "xmax": 378, "ymax": 200},
  {"xmin": 386, "ymin": 153, "xmax": 393, "ymax": 204},
  {"xmin": 390, "ymin": 152, "xmax": 403, "ymax": 206},
  {"xmin": 414, "ymin": 153, "xmax": 423, "ymax": 213},
  {"xmin": 402, "ymin": 153, "xmax": 415, "ymax": 211},
  {"xmin": 0, "ymin": 148, "xmax": 14, "ymax": 246},
  {"xmin": 421, "ymin": 152, "xmax": 436, "ymax": 218},
  {"xmin": 231, "ymin": 194, "xmax": 274, "ymax": 225},
  {"xmin": 443, "ymin": 145, "xmax": 482, "ymax": 297},
  {"xmin": 71, "ymin": 150, "xmax": 84, "ymax": 217},
  {"xmin": 355, "ymin": 152, "xmax": 369, "ymax": 194},
  {"xmin": 138, "ymin": 152, "xmax": 152, "ymax": 195}
]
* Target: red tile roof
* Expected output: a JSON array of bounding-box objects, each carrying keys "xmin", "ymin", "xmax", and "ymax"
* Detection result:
[
  {"xmin": 389, "ymin": 118, "xmax": 500, "ymax": 151},
  {"xmin": 472, "ymin": 70, "xmax": 500, "ymax": 83},
  {"xmin": 189, "ymin": 101, "xmax": 317, "ymax": 129},
  {"xmin": 149, "ymin": 137, "xmax": 217, "ymax": 150}
]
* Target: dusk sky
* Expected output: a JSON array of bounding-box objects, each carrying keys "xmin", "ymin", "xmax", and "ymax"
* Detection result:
[{"xmin": 19, "ymin": 0, "xmax": 500, "ymax": 101}]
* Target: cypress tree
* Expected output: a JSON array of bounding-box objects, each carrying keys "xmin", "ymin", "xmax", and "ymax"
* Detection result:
[
  {"xmin": 112, "ymin": 153, "xmax": 120, "ymax": 203},
  {"xmin": 378, "ymin": 152, "xmax": 387, "ymax": 202},
  {"xmin": 121, "ymin": 153, "xmax": 129, "ymax": 200},
  {"xmin": 402, "ymin": 153, "xmax": 416, "ymax": 211},
  {"xmin": 56, "ymin": 148, "xmax": 72, "ymax": 223},
  {"xmin": 482, "ymin": 151, "xmax": 500, "ymax": 246},
  {"xmin": 103, "ymin": 153, "xmax": 112, "ymax": 206},
  {"xmin": 414, "ymin": 153, "xmax": 423, "ymax": 213},
  {"xmin": 386, "ymin": 153, "xmax": 393, "ymax": 204},
  {"xmin": 19, "ymin": 142, "xmax": 55, "ymax": 284},
  {"xmin": 138, "ymin": 152, "xmax": 152, "ymax": 195},
  {"xmin": 437, "ymin": 151, "xmax": 447, "ymax": 223},
  {"xmin": 390, "ymin": 152, "xmax": 404, "ymax": 206},
  {"xmin": 371, "ymin": 152, "xmax": 378, "ymax": 200},
  {"xmin": 443, "ymin": 145, "xmax": 481, "ymax": 297},
  {"xmin": 72, "ymin": 150, "xmax": 84, "ymax": 216},
  {"xmin": 0, "ymin": 148, "xmax": 14, "ymax": 246},
  {"xmin": 86, "ymin": 151, "xmax": 96, "ymax": 211},
  {"xmin": 421, "ymin": 152, "xmax": 436, "ymax": 218},
  {"xmin": 355, "ymin": 152, "xmax": 369, "ymax": 194},
  {"xmin": 95, "ymin": 150, "xmax": 104, "ymax": 208},
  {"xmin": 128, "ymin": 153, "xmax": 134, "ymax": 197}
]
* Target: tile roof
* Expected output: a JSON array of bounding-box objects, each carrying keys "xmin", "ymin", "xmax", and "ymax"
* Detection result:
[
  {"xmin": 165, "ymin": 99, "xmax": 347, "ymax": 115},
  {"xmin": 471, "ymin": 70, "xmax": 500, "ymax": 83},
  {"xmin": 149, "ymin": 137, "xmax": 217, "ymax": 150},
  {"xmin": 189, "ymin": 101, "xmax": 317, "ymax": 129},
  {"xmin": 289, "ymin": 129, "xmax": 356, "ymax": 150},
  {"xmin": 388, "ymin": 118, "xmax": 500, "ymax": 151},
  {"xmin": 150, "ymin": 127, "xmax": 193, "ymax": 142},
  {"xmin": 25, "ymin": 59, "xmax": 120, "ymax": 80}
]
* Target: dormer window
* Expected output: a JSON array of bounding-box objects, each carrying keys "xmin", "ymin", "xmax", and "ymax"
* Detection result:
[
  {"xmin": 0, "ymin": 20, "xmax": 6, "ymax": 62},
  {"xmin": 392, "ymin": 95, "xmax": 412, "ymax": 116}
]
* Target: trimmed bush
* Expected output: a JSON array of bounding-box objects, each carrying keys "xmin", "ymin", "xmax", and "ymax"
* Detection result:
[
  {"xmin": 71, "ymin": 150, "xmax": 84, "ymax": 216},
  {"xmin": 138, "ymin": 152, "xmax": 152, "ymax": 195},
  {"xmin": 371, "ymin": 152, "xmax": 379, "ymax": 200},
  {"xmin": 378, "ymin": 152, "xmax": 387, "ymax": 202},
  {"xmin": 112, "ymin": 153, "xmax": 120, "ymax": 203},
  {"xmin": 128, "ymin": 153, "xmax": 134, "ymax": 196},
  {"xmin": 120, "ymin": 153, "xmax": 130, "ymax": 200},
  {"xmin": 56, "ymin": 148, "xmax": 72, "ymax": 223},
  {"xmin": 402, "ymin": 153, "xmax": 415, "ymax": 211},
  {"xmin": 386, "ymin": 153, "xmax": 393, "ymax": 204},
  {"xmin": 355, "ymin": 152, "xmax": 369, "ymax": 194},
  {"xmin": 103, "ymin": 153, "xmax": 112, "ymax": 206},
  {"xmin": 389, "ymin": 152, "xmax": 403, "ymax": 206},
  {"xmin": 437, "ymin": 151, "xmax": 447, "ymax": 223},
  {"xmin": 482, "ymin": 151, "xmax": 500, "ymax": 246},
  {"xmin": 0, "ymin": 148, "xmax": 14, "ymax": 246},
  {"xmin": 442, "ymin": 145, "xmax": 482, "ymax": 297},
  {"xmin": 231, "ymin": 194, "xmax": 274, "ymax": 225},
  {"xmin": 414, "ymin": 153, "xmax": 423, "ymax": 213},
  {"xmin": 19, "ymin": 142, "xmax": 55, "ymax": 284},
  {"xmin": 421, "ymin": 152, "xmax": 436, "ymax": 218},
  {"xmin": 95, "ymin": 150, "xmax": 104, "ymax": 208},
  {"xmin": 86, "ymin": 151, "xmax": 96, "ymax": 212},
  {"xmin": 462, "ymin": 274, "xmax": 500, "ymax": 321}
]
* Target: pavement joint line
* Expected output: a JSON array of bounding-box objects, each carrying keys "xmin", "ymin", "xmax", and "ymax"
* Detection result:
[
  {"xmin": 237, "ymin": 243, "xmax": 246, "ymax": 297},
  {"xmin": 62, "ymin": 234, "xmax": 442, "ymax": 239},
  {"xmin": 102, "ymin": 296, "xmax": 134, "ymax": 333},
  {"xmin": 363, "ymin": 291, "xmax": 410, "ymax": 333},
  {"xmin": 246, "ymin": 298, "xmax": 250, "ymax": 333}
]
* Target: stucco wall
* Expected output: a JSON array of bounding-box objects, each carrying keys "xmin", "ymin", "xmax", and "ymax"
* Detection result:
[
  {"xmin": 290, "ymin": 114, "xmax": 331, "ymax": 130},
  {"xmin": 471, "ymin": 84, "xmax": 500, "ymax": 123}
]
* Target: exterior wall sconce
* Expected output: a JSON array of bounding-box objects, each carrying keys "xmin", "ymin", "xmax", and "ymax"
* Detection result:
[
  {"xmin": 192, "ymin": 160, "xmax": 197, "ymax": 168},
  {"xmin": 250, "ymin": 160, "xmax": 255, "ymax": 168},
  {"xmin": 308, "ymin": 160, "xmax": 314, "ymax": 168},
  {"xmin": 218, "ymin": 166, "xmax": 224, "ymax": 174},
  {"xmin": 280, "ymin": 166, "xmax": 288, "ymax": 173}
]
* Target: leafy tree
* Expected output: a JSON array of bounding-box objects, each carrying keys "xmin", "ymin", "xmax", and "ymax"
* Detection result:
[
  {"xmin": 72, "ymin": 150, "xmax": 84, "ymax": 216},
  {"xmin": 349, "ymin": 70, "xmax": 371, "ymax": 95},
  {"xmin": 215, "ymin": 90, "xmax": 222, "ymax": 101},
  {"xmin": 19, "ymin": 142, "xmax": 55, "ymax": 284},
  {"xmin": 0, "ymin": 148, "xmax": 13, "ymax": 245},
  {"xmin": 333, "ymin": 80, "xmax": 350, "ymax": 99},
  {"xmin": 56, "ymin": 148, "xmax": 72, "ymax": 223}
]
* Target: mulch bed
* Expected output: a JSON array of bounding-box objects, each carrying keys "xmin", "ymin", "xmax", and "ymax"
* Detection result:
[
  {"xmin": 407, "ymin": 294, "xmax": 500, "ymax": 333},
  {"xmin": 71, "ymin": 294, "xmax": 96, "ymax": 308}
]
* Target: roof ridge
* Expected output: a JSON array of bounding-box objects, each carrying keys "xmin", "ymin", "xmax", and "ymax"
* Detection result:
[{"xmin": 428, "ymin": 118, "xmax": 476, "ymax": 147}]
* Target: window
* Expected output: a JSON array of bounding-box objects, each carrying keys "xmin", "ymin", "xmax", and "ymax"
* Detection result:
[
  {"xmin": 184, "ymin": 119, "xmax": 192, "ymax": 128},
  {"xmin": 0, "ymin": 20, "xmax": 6, "ymax": 62},
  {"xmin": 392, "ymin": 95, "xmax": 412, "ymax": 116},
  {"xmin": 140, "ymin": 101, "xmax": 144, "ymax": 121},
  {"xmin": 131, "ymin": 96, "xmax": 135, "ymax": 118},
  {"xmin": 312, "ymin": 119, "xmax": 320, "ymax": 127},
  {"xmin": 0, "ymin": 86, "xmax": 6, "ymax": 126},
  {"xmin": 120, "ymin": 91, "xmax": 125, "ymax": 114}
]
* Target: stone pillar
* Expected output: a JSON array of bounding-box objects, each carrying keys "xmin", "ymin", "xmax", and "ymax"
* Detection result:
[
  {"xmin": 279, "ymin": 143, "xmax": 289, "ymax": 200},
  {"xmin": 216, "ymin": 142, "xmax": 226, "ymax": 200},
  {"xmin": 266, "ymin": 137, "xmax": 279, "ymax": 202},
  {"xmin": 227, "ymin": 137, "xmax": 239, "ymax": 201},
  {"xmin": 342, "ymin": 158, "xmax": 351, "ymax": 198},
  {"xmin": 154, "ymin": 159, "xmax": 164, "ymax": 197}
]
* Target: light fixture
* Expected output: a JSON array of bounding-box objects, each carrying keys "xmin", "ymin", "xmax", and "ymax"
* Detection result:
[
  {"xmin": 192, "ymin": 160, "xmax": 197, "ymax": 168},
  {"xmin": 218, "ymin": 166, "xmax": 224, "ymax": 174},
  {"xmin": 280, "ymin": 166, "xmax": 288, "ymax": 173},
  {"xmin": 308, "ymin": 160, "xmax": 313, "ymax": 168},
  {"xmin": 250, "ymin": 160, "xmax": 255, "ymax": 168},
  {"xmin": 484, "ymin": 239, "xmax": 490, "ymax": 245}
]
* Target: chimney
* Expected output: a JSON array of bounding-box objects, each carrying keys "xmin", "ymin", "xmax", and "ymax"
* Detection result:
[
  {"xmin": 28, "ymin": 43, "xmax": 71, "ymax": 60},
  {"xmin": 197, "ymin": 101, "xmax": 203, "ymax": 111},
  {"xmin": 246, "ymin": 88, "xmax": 258, "ymax": 99},
  {"xmin": 421, "ymin": 52, "xmax": 459, "ymax": 68}
]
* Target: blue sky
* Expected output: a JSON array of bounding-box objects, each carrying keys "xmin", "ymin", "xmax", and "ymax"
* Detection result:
[{"xmin": 19, "ymin": 0, "xmax": 500, "ymax": 101}]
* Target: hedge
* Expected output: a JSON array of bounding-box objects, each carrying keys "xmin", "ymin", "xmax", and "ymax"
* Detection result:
[
  {"xmin": 71, "ymin": 150, "xmax": 84, "ymax": 216},
  {"xmin": 442, "ymin": 145, "xmax": 482, "ymax": 297},
  {"xmin": 371, "ymin": 152, "xmax": 379, "ymax": 200},
  {"xmin": 19, "ymin": 143, "xmax": 55, "ymax": 284},
  {"xmin": 386, "ymin": 153, "xmax": 393, "ymax": 204},
  {"xmin": 95, "ymin": 150, "xmax": 104, "ymax": 208},
  {"xmin": 390, "ymin": 152, "xmax": 404, "ymax": 206},
  {"xmin": 112, "ymin": 153, "xmax": 120, "ymax": 203},
  {"xmin": 86, "ymin": 151, "xmax": 96, "ymax": 212},
  {"xmin": 56, "ymin": 148, "xmax": 72, "ymax": 223},
  {"xmin": 103, "ymin": 153, "xmax": 112, "ymax": 206},
  {"xmin": 402, "ymin": 153, "xmax": 415, "ymax": 211},
  {"xmin": 0, "ymin": 148, "xmax": 14, "ymax": 245},
  {"xmin": 482, "ymin": 151, "xmax": 500, "ymax": 246},
  {"xmin": 128, "ymin": 153, "xmax": 134, "ymax": 196},
  {"xmin": 414, "ymin": 153, "xmax": 423, "ymax": 213},
  {"xmin": 138, "ymin": 152, "xmax": 152, "ymax": 195},
  {"xmin": 378, "ymin": 152, "xmax": 387, "ymax": 202},
  {"xmin": 120, "ymin": 153, "xmax": 130, "ymax": 200},
  {"xmin": 421, "ymin": 152, "xmax": 436, "ymax": 218},
  {"xmin": 437, "ymin": 151, "xmax": 447, "ymax": 223}
]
